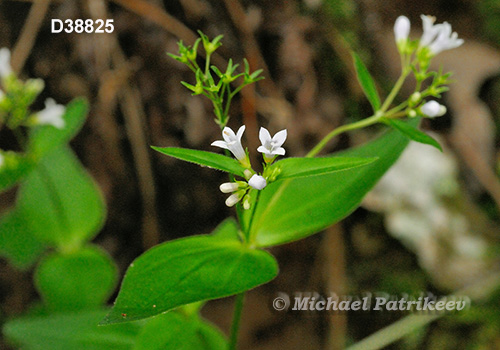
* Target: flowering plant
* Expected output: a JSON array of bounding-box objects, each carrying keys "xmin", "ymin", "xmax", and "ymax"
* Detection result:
[
  {"xmin": 95, "ymin": 16, "xmax": 463, "ymax": 349},
  {"xmin": 0, "ymin": 14, "xmax": 465, "ymax": 350}
]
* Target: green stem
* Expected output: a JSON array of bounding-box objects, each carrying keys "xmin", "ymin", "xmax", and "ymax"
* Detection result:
[
  {"xmin": 306, "ymin": 113, "xmax": 381, "ymax": 158},
  {"xmin": 380, "ymin": 70, "xmax": 408, "ymax": 112},
  {"xmin": 245, "ymin": 190, "xmax": 261, "ymax": 243},
  {"xmin": 228, "ymin": 292, "xmax": 245, "ymax": 350}
]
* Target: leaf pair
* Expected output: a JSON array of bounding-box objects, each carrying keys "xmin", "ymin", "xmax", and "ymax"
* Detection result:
[{"xmin": 151, "ymin": 146, "xmax": 377, "ymax": 182}]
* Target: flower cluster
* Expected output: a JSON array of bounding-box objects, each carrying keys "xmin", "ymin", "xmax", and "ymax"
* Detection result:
[
  {"xmin": 0, "ymin": 48, "xmax": 66, "ymax": 130},
  {"xmin": 392, "ymin": 15, "xmax": 463, "ymax": 120},
  {"xmin": 394, "ymin": 15, "xmax": 464, "ymax": 56},
  {"xmin": 212, "ymin": 125, "xmax": 286, "ymax": 208}
]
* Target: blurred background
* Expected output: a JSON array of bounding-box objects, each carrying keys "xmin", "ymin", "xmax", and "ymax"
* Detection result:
[{"xmin": 1, "ymin": 0, "xmax": 500, "ymax": 349}]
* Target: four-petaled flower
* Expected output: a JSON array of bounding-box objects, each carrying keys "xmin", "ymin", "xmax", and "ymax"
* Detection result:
[
  {"xmin": 257, "ymin": 127, "xmax": 287, "ymax": 160},
  {"xmin": 419, "ymin": 15, "xmax": 463, "ymax": 55},
  {"xmin": 0, "ymin": 48, "xmax": 12, "ymax": 79},
  {"xmin": 36, "ymin": 98, "xmax": 66, "ymax": 129},
  {"xmin": 420, "ymin": 100, "xmax": 446, "ymax": 118},
  {"xmin": 211, "ymin": 126, "xmax": 248, "ymax": 164}
]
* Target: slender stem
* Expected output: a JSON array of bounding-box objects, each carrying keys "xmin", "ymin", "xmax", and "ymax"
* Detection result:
[
  {"xmin": 306, "ymin": 114, "xmax": 381, "ymax": 158},
  {"xmin": 380, "ymin": 70, "xmax": 408, "ymax": 112},
  {"xmin": 228, "ymin": 292, "xmax": 245, "ymax": 350},
  {"xmin": 245, "ymin": 189, "xmax": 261, "ymax": 243}
]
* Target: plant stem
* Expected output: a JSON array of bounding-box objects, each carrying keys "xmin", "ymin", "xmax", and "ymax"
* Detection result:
[
  {"xmin": 306, "ymin": 113, "xmax": 381, "ymax": 158},
  {"xmin": 228, "ymin": 292, "xmax": 245, "ymax": 350}
]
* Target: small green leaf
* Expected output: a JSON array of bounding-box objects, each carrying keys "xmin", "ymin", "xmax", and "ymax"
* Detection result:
[
  {"xmin": 35, "ymin": 245, "xmax": 118, "ymax": 312},
  {"xmin": 17, "ymin": 146, "xmax": 106, "ymax": 250},
  {"xmin": 352, "ymin": 52, "xmax": 381, "ymax": 112},
  {"xmin": 384, "ymin": 118, "xmax": 442, "ymax": 152},
  {"xmin": 270, "ymin": 156, "xmax": 378, "ymax": 180},
  {"xmin": 0, "ymin": 151, "xmax": 36, "ymax": 194},
  {"xmin": 0, "ymin": 209, "xmax": 46, "ymax": 269},
  {"xmin": 151, "ymin": 146, "xmax": 246, "ymax": 177},
  {"xmin": 133, "ymin": 312, "xmax": 226, "ymax": 350},
  {"xmin": 28, "ymin": 98, "xmax": 89, "ymax": 158},
  {"xmin": 101, "ymin": 219, "xmax": 278, "ymax": 324},
  {"xmin": 3, "ymin": 310, "xmax": 141, "ymax": 350}
]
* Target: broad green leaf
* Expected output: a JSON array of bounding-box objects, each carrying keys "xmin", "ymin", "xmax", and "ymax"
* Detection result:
[
  {"xmin": 384, "ymin": 118, "xmax": 443, "ymax": 152},
  {"xmin": 151, "ymin": 147, "xmax": 246, "ymax": 177},
  {"xmin": 270, "ymin": 156, "xmax": 378, "ymax": 181},
  {"xmin": 28, "ymin": 98, "xmax": 89, "ymax": 158},
  {"xmin": 16, "ymin": 146, "xmax": 105, "ymax": 250},
  {"xmin": 249, "ymin": 121, "xmax": 416, "ymax": 247},
  {"xmin": 3, "ymin": 310, "xmax": 141, "ymax": 350},
  {"xmin": 0, "ymin": 209, "xmax": 46, "ymax": 269},
  {"xmin": 35, "ymin": 245, "xmax": 118, "ymax": 312},
  {"xmin": 352, "ymin": 52, "xmax": 381, "ymax": 112},
  {"xmin": 0, "ymin": 151, "xmax": 36, "ymax": 194},
  {"xmin": 134, "ymin": 312, "xmax": 226, "ymax": 350},
  {"xmin": 101, "ymin": 219, "xmax": 278, "ymax": 324}
]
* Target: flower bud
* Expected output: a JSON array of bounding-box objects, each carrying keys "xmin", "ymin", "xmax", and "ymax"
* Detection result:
[
  {"xmin": 394, "ymin": 16, "xmax": 411, "ymax": 51},
  {"xmin": 248, "ymin": 174, "xmax": 267, "ymax": 190},
  {"xmin": 225, "ymin": 193, "xmax": 241, "ymax": 207},
  {"xmin": 421, "ymin": 100, "xmax": 446, "ymax": 118},
  {"xmin": 219, "ymin": 182, "xmax": 239, "ymax": 193}
]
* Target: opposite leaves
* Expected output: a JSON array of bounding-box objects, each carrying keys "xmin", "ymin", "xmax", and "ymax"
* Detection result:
[{"xmin": 101, "ymin": 219, "xmax": 278, "ymax": 325}]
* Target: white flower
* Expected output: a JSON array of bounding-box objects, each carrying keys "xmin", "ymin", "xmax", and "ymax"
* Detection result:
[
  {"xmin": 394, "ymin": 16, "xmax": 411, "ymax": 46},
  {"xmin": 419, "ymin": 15, "xmax": 463, "ymax": 55},
  {"xmin": 427, "ymin": 22, "xmax": 464, "ymax": 55},
  {"xmin": 0, "ymin": 153, "xmax": 4, "ymax": 168},
  {"xmin": 421, "ymin": 101, "xmax": 446, "ymax": 118},
  {"xmin": 36, "ymin": 98, "xmax": 65, "ymax": 129},
  {"xmin": 257, "ymin": 127, "xmax": 287, "ymax": 159},
  {"xmin": 248, "ymin": 174, "xmax": 267, "ymax": 190},
  {"xmin": 219, "ymin": 182, "xmax": 239, "ymax": 193},
  {"xmin": 211, "ymin": 126, "xmax": 247, "ymax": 162},
  {"xmin": 0, "ymin": 48, "xmax": 13, "ymax": 78}
]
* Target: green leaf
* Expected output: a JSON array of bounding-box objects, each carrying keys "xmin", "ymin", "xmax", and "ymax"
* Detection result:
[
  {"xmin": 248, "ymin": 120, "xmax": 416, "ymax": 247},
  {"xmin": 352, "ymin": 52, "xmax": 381, "ymax": 112},
  {"xmin": 28, "ymin": 98, "xmax": 89, "ymax": 158},
  {"xmin": 0, "ymin": 151, "xmax": 36, "ymax": 194},
  {"xmin": 151, "ymin": 147, "xmax": 246, "ymax": 177},
  {"xmin": 35, "ymin": 245, "xmax": 118, "ymax": 312},
  {"xmin": 16, "ymin": 146, "xmax": 106, "ymax": 250},
  {"xmin": 270, "ymin": 156, "xmax": 378, "ymax": 181},
  {"xmin": 101, "ymin": 219, "xmax": 278, "ymax": 324},
  {"xmin": 0, "ymin": 209, "xmax": 46, "ymax": 269},
  {"xmin": 134, "ymin": 312, "xmax": 226, "ymax": 350},
  {"xmin": 384, "ymin": 118, "xmax": 443, "ymax": 152},
  {"xmin": 3, "ymin": 310, "xmax": 141, "ymax": 350}
]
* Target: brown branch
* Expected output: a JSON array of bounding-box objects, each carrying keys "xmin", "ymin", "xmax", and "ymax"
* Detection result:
[
  {"xmin": 89, "ymin": 0, "xmax": 161, "ymax": 249},
  {"xmin": 109, "ymin": 0, "xmax": 198, "ymax": 45},
  {"xmin": 323, "ymin": 225, "xmax": 347, "ymax": 350},
  {"xmin": 11, "ymin": 0, "xmax": 51, "ymax": 74}
]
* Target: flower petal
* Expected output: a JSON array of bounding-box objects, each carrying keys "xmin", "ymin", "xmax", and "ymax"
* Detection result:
[
  {"xmin": 211, "ymin": 140, "xmax": 229, "ymax": 150},
  {"xmin": 222, "ymin": 126, "xmax": 237, "ymax": 143},
  {"xmin": 236, "ymin": 125, "xmax": 246, "ymax": 140},
  {"xmin": 273, "ymin": 147, "xmax": 286, "ymax": 156},
  {"xmin": 259, "ymin": 127, "xmax": 272, "ymax": 146},
  {"xmin": 272, "ymin": 129, "xmax": 287, "ymax": 146}
]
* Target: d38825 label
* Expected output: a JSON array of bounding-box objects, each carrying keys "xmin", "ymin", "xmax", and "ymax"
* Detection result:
[{"xmin": 51, "ymin": 19, "xmax": 114, "ymax": 34}]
